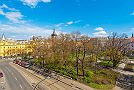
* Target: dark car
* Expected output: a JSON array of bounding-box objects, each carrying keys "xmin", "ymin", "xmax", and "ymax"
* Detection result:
[
  {"xmin": 0, "ymin": 72, "xmax": 3, "ymax": 78},
  {"xmin": 13, "ymin": 59, "xmax": 20, "ymax": 64},
  {"xmin": 116, "ymin": 74, "xmax": 134, "ymax": 90},
  {"xmin": 19, "ymin": 60, "xmax": 31, "ymax": 68}
]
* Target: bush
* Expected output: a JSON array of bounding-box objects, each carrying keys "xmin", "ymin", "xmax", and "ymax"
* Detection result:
[
  {"xmin": 83, "ymin": 76, "xmax": 91, "ymax": 83},
  {"xmin": 92, "ymin": 76, "xmax": 111, "ymax": 84},
  {"xmin": 67, "ymin": 69, "xmax": 77, "ymax": 80},
  {"xmin": 85, "ymin": 71, "xmax": 94, "ymax": 78},
  {"xmin": 89, "ymin": 83, "xmax": 114, "ymax": 90},
  {"xmin": 99, "ymin": 61, "xmax": 113, "ymax": 67},
  {"xmin": 44, "ymin": 63, "xmax": 119, "ymax": 90},
  {"xmin": 124, "ymin": 64, "xmax": 133, "ymax": 72}
]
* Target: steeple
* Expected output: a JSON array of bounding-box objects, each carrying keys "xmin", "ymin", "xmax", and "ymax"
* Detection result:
[
  {"xmin": 132, "ymin": 33, "xmax": 134, "ymax": 38},
  {"xmin": 51, "ymin": 28, "xmax": 57, "ymax": 38},
  {"xmin": 2, "ymin": 33, "xmax": 5, "ymax": 40}
]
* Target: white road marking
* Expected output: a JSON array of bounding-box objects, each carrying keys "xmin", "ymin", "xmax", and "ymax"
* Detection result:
[
  {"xmin": 5, "ymin": 67, "xmax": 11, "ymax": 73},
  {"xmin": 19, "ymin": 84, "xmax": 23, "ymax": 89},
  {"xmin": 15, "ymin": 77, "xmax": 17, "ymax": 81}
]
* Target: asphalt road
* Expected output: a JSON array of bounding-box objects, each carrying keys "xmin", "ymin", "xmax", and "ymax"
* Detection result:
[{"xmin": 0, "ymin": 60, "xmax": 33, "ymax": 90}]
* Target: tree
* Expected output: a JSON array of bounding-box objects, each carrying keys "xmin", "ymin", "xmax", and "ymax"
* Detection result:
[
  {"xmin": 102, "ymin": 33, "xmax": 130, "ymax": 68},
  {"xmin": 71, "ymin": 31, "xmax": 81, "ymax": 78}
]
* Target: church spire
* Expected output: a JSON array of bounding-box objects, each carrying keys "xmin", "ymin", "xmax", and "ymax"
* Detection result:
[
  {"xmin": 51, "ymin": 28, "xmax": 57, "ymax": 38},
  {"xmin": 2, "ymin": 33, "xmax": 5, "ymax": 40}
]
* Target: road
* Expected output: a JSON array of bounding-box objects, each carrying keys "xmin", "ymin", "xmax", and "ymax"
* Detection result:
[{"xmin": 0, "ymin": 60, "xmax": 33, "ymax": 90}]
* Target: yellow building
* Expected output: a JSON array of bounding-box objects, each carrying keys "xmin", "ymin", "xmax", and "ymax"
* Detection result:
[{"xmin": 0, "ymin": 34, "xmax": 32, "ymax": 57}]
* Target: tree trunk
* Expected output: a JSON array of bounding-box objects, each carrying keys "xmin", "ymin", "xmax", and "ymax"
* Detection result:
[
  {"xmin": 82, "ymin": 44, "xmax": 86, "ymax": 77},
  {"xmin": 76, "ymin": 47, "xmax": 79, "ymax": 79}
]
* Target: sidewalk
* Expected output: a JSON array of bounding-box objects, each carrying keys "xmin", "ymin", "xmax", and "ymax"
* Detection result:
[
  {"xmin": 113, "ymin": 68, "xmax": 134, "ymax": 75},
  {"xmin": 10, "ymin": 62, "xmax": 95, "ymax": 90},
  {"xmin": 112, "ymin": 86, "xmax": 123, "ymax": 90}
]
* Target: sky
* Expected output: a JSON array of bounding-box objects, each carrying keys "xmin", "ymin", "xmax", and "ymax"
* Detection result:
[{"xmin": 0, "ymin": 0, "xmax": 134, "ymax": 39}]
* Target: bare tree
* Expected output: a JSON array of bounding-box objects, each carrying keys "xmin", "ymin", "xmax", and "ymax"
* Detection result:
[{"xmin": 102, "ymin": 33, "xmax": 130, "ymax": 68}]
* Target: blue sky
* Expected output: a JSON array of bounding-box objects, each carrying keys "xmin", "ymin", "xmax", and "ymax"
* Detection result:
[{"xmin": 0, "ymin": 0, "xmax": 134, "ymax": 39}]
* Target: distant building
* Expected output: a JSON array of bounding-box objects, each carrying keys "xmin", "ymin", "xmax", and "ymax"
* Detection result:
[
  {"xmin": 0, "ymin": 34, "xmax": 32, "ymax": 57},
  {"xmin": 51, "ymin": 28, "xmax": 57, "ymax": 38},
  {"xmin": 130, "ymin": 33, "xmax": 134, "ymax": 42},
  {"xmin": 129, "ymin": 33, "xmax": 134, "ymax": 56},
  {"xmin": 96, "ymin": 37, "xmax": 108, "ymax": 46}
]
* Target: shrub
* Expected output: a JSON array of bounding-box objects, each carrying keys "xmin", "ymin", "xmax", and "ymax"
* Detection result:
[
  {"xmin": 89, "ymin": 83, "xmax": 114, "ymax": 90},
  {"xmin": 85, "ymin": 71, "xmax": 94, "ymax": 78},
  {"xmin": 68, "ymin": 69, "xmax": 77, "ymax": 80},
  {"xmin": 124, "ymin": 64, "xmax": 133, "ymax": 72},
  {"xmin": 83, "ymin": 76, "xmax": 91, "ymax": 83},
  {"xmin": 99, "ymin": 61, "xmax": 113, "ymax": 67},
  {"xmin": 92, "ymin": 76, "xmax": 111, "ymax": 84}
]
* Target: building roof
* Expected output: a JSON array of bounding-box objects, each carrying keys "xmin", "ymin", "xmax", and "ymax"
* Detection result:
[
  {"xmin": 130, "ymin": 33, "xmax": 134, "ymax": 42},
  {"xmin": 131, "ymin": 37, "xmax": 134, "ymax": 42}
]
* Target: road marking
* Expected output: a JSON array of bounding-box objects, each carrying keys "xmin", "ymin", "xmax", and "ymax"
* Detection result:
[
  {"xmin": 5, "ymin": 67, "xmax": 11, "ymax": 73},
  {"xmin": 19, "ymin": 84, "xmax": 23, "ymax": 89},
  {"xmin": 15, "ymin": 77, "xmax": 17, "ymax": 81}
]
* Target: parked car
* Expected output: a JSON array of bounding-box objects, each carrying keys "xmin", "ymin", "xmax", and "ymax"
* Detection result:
[
  {"xmin": 24, "ymin": 63, "xmax": 30, "ymax": 68},
  {"xmin": 20, "ymin": 60, "xmax": 31, "ymax": 68},
  {"xmin": 116, "ymin": 74, "xmax": 134, "ymax": 90},
  {"xmin": 0, "ymin": 72, "xmax": 3, "ymax": 78},
  {"xmin": 13, "ymin": 59, "xmax": 20, "ymax": 64}
]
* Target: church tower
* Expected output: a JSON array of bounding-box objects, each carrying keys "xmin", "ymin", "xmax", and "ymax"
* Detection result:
[
  {"xmin": 132, "ymin": 33, "xmax": 134, "ymax": 38},
  {"xmin": 51, "ymin": 28, "xmax": 57, "ymax": 38},
  {"xmin": 131, "ymin": 33, "xmax": 134, "ymax": 42},
  {"xmin": 2, "ymin": 33, "xmax": 6, "ymax": 40}
]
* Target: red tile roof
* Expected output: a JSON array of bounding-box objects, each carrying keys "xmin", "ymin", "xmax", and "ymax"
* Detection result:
[{"xmin": 130, "ymin": 37, "xmax": 134, "ymax": 42}]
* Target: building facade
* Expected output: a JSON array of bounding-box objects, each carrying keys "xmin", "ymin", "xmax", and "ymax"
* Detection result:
[{"xmin": 0, "ymin": 34, "xmax": 32, "ymax": 57}]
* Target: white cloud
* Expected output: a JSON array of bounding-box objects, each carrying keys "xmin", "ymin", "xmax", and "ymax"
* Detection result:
[
  {"xmin": 0, "ymin": 4, "xmax": 8, "ymax": 9},
  {"xmin": 21, "ymin": 0, "xmax": 51, "ymax": 8},
  {"xmin": 55, "ymin": 23, "xmax": 64, "ymax": 27},
  {"xmin": 0, "ymin": 4, "xmax": 25, "ymax": 23},
  {"xmin": 93, "ymin": 27, "xmax": 108, "ymax": 37},
  {"xmin": 0, "ymin": 4, "xmax": 18, "ymax": 11},
  {"xmin": 95, "ymin": 27, "xmax": 104, "ymax": 31},
  {"xmin": 42, "ymin": 0, "xmax": 51, "ymax": 3},
  {"xmin": 0, "ymin": 9, "xmax": 4, "ymax": 15},
  {"xmin": 0, "ymin": 24, "xmax": 64, "ymax": 39},
  {"xmin": 11, "ymin": 36, "xmax": 16, "ymax": 38},
  {"xmin": 66, "ymin": 20, "xmax": 81, "ymax": 25},
  {"xmin": 130, "ymin": 12, "xmax": 134, "ymax": 15},
  {"xmin": 67, "ymin": 21, "xmax": 73, "ymax": 25},
  {"xmin": 5, "ymin": 12, "xmax": 24, "ymax": 23},
  {"xmin": 55, "ymin": 20, "xmax": 81, "ymax": 28}
]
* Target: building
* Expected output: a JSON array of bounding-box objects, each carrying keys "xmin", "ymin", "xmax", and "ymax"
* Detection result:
[
  {"xmin": 128, "ymin": 33, "xmax": 134, "ymax": 56},
  {"xmin": 0, "ymin": 34, "xmax": 32, "ymax": 57},
  {"xmin": 51, "ymin": 28, "xmax": 57, "ymax": 38}
]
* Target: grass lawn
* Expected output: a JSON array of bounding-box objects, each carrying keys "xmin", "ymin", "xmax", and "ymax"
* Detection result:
[
  {"xmin": 89, "ymin": 83, "xmax": 114, "ymax": 90},
  {"xmin": 46, "ymin": 64, "xmax": 119, "ymax": 90}
]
